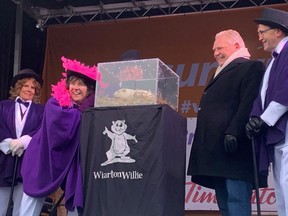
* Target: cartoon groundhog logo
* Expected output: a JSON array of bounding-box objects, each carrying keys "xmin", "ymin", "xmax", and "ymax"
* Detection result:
[{"xmin": 101, "ymin": 120, "xmax": 137, "ymax": 166}]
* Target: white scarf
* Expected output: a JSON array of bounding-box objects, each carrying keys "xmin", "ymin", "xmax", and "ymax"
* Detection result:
[{"xmin": 214, "ymin": 47, "xmax": 251, "ymax": 78}]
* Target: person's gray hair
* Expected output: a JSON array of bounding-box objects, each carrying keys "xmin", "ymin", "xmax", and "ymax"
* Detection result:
[{"xmin": 215, "ymin": 29, "xmax": 246, "ymax": 48}]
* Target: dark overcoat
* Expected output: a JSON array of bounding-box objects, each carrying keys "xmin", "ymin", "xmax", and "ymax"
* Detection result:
[{"xmin": 187, "ymin": 58, "xmax": 265, "ymax": 189}]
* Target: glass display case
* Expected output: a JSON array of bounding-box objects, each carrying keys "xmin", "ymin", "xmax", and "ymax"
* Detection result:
[{"xmin": 95, "ymin": 58, "xmax": 179, "ymax": 111}]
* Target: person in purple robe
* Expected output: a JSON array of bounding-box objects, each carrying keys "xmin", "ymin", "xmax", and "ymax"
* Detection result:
[
  {"xmin": 19, "ymin": 56, "xmax": 104, "ymax": 216},
  {"xmin": 246, "ymin": 7, "xmax": 288, "ymax": 216},
  {"xmin": 0, "ymin": 69, "xmax": 44, "ymax": 216}
]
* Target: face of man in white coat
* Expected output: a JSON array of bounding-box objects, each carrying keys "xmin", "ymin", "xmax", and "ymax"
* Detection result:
[{"xmin": 257, "ymin": 24, "xmax": 284, "ymax": 53}]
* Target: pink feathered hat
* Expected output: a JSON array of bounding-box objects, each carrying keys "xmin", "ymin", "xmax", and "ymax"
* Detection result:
[
  {"xmin": 61, "ymin": 56, "xmax": 103, "ymax": 86},
  {"xmin": 51, "ymin": 56, "xmax": 106, "ymax": 107}
]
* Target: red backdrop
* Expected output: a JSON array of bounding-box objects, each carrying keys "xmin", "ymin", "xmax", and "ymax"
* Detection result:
[{"xmin": 42, "ymin": 4, "xmax": 288, "ymax": 118}]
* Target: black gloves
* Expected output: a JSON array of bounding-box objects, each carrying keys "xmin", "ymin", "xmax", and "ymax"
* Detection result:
[
  {"xmin": 245, "ymin": 116, "xmax": 269, "ymax": 139},
  {"xmin": 224, "ymin": 135, "xmax": 238, "ymax": 153}
]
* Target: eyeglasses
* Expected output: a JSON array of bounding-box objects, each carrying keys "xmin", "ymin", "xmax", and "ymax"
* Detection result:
[{"xmin": 257, "ymin": 28, "xmax": 273, "ymax": 36}]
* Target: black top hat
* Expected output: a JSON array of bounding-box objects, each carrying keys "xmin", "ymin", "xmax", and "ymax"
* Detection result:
[
  {"xmin": 254, "ymin": 8, "xmax": 288, "ymax": 33},
  {"xmin": 11, "ymin": 69, "xmax": 43, "ymax": 87},
  {"xmin": 119, "ymin": 49, "xmax": 140, "ymax": 61},
  {"xmin": 66, "ymin": 70, "xmax": 96, "ymax": 87}
]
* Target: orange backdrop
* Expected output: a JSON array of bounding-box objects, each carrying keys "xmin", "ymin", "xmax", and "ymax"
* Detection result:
[{"xmin": 42, "ymin": 4, "xmax": 288, "ymax": 118}]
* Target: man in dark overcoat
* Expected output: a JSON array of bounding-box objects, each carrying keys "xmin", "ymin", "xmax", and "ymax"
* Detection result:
[{"xmin": 187, "ymin": 29, "xmax": 265, "ymax": 216}]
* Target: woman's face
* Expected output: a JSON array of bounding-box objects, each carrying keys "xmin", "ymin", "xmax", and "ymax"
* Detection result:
[
  {"xmin": 19, "ymin": 79, "xmax": 36, "ymax": 101},
  {"xmin": 68, "ymin": 78, "xmax": 88, "ymax": 105}
]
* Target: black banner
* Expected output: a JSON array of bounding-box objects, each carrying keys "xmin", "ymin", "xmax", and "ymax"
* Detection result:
[{"xmin": 79, "ymin": 105, "xmax": 187, "ymax": 216}]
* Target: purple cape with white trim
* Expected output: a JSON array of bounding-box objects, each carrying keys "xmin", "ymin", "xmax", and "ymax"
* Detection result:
[
  {"xmin": 0, "ymin": 99, "xmax": 44, "ymax": 187},
  {"xmin": 21, "ymin": 97, "xmax": 83, "ymax": 211},
  {"xmin": 250, "ymin": 41, "xmax": 288, "ymax": 174}
]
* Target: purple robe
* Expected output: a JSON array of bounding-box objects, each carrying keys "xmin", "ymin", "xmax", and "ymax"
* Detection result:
[
  {"xmin": 250, "ymin": 41, "xmax": 288, "ymax": 173},
  {"xmin": 21, "ymin": 97, "xmax": 83, "ymax": 211},
  {"xmin": 0, "ymin": 99, "xmax": 44, "ymax": 187}
]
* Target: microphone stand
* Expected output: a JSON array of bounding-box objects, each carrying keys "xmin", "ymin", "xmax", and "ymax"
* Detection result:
[
  {"xmin": 5, "ymin": 156, "xmax": 19, "ymax": 216},
  {"xmin": 251, "ymin": 136, "xmax": 261, "ymax": 216},
  {"xmin": 49, "ymin": 192, "xmax": 65, "ymax": 216}
]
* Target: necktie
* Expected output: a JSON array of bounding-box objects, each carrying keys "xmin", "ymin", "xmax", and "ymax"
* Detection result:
[
  {"xmin": 17, "ymin": 98, "xmax": 29, "ymax": 120},
  {"xmin": 17, "ymin": 98, "xmax": 29, "ymax": 107}
]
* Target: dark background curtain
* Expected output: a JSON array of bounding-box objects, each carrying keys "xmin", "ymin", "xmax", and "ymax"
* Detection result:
[
  {"xmin": 0, "ymin": 0, "xmax": 15, "ymax": 100},
  {"xmin": 0, "ymin": 0, "xmax": 46, "ymax": 101}
]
